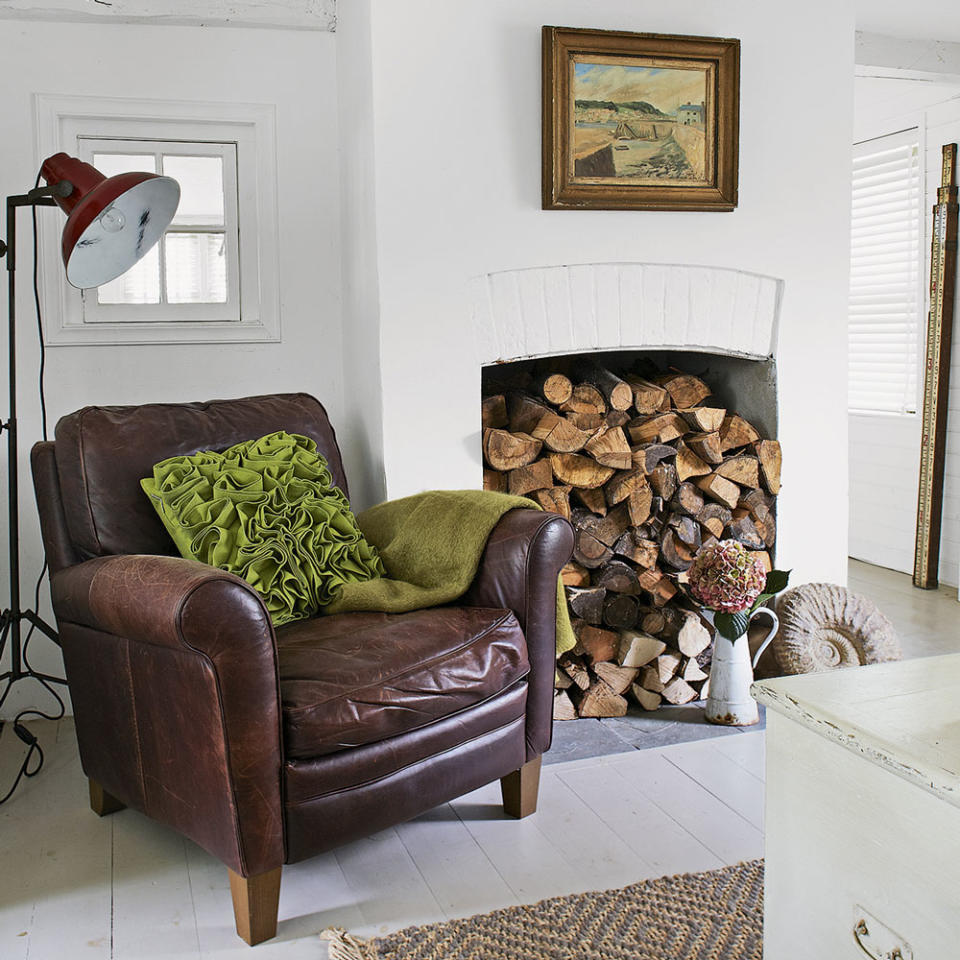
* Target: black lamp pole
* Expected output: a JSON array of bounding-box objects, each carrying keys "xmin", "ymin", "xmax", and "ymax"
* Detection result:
[{"xmin": 0, "ymin": 182, "xmax": 72, "ymax": 697}]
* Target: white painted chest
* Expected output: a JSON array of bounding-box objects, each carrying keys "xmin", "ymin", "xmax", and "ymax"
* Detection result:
[{"xmin": 753, "ymin": 655, "xmax": 960, "ymax": 958}]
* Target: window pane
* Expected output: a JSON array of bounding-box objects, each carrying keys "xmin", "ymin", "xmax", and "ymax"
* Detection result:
[
  {"xmin": 91, "ymin": 153, "xmax": 157, "ymax": 177},
  {"xmin": 162, "ymin": 156, "xmax": 225, "ymax": 227},
  {"xmin": 96, "ymin": 245, "xmax": 161, "ymax": 305},
  {"xmin": 165, "ymin": 232, "xmax": 228, "ymax": 304}
]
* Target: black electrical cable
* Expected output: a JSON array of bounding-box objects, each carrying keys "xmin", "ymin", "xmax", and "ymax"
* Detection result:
[
  {"xmin": 0, "ymin": 169, "xmax": 65, "ymax": 805},
  {"xmin": 0, "ymin": 564, "xmax": 63, "ymax": 805},
  {"xmin": 32, "ymin": 172, "xmax": 48, "ymax": 443}
]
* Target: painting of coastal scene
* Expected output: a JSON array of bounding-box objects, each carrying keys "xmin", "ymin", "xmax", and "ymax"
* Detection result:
[{"xmin": 571, "ymin": 58, "xmax": 712, "ymax": 185}]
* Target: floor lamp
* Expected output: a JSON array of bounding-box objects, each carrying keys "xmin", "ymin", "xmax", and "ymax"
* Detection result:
[{"xmin": 0, "ymin": 154, "xmax": 179, "ymax": 737}]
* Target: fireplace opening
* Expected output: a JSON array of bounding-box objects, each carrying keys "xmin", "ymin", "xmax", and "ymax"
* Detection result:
[{"xmin": 481, "ymin": 349, "xmax": 780, "ymax": 726}]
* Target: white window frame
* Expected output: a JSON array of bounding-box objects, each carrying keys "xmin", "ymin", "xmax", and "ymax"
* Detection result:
[
  {"xmin": 79, "ymin": 136, "xmax": 240, "ymax": 323},
  {"xmin": 848, "ymin": 125, "xmax": 927, "ymax": 418},
  {"xmin": 35, "ymin": 95, "xmax": 281, "ymax": 345}
]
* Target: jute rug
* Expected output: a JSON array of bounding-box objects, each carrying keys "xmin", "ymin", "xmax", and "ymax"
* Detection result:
[{"xmin": 321, "ymin": 859, "xmax": 763, "ymax": 959}]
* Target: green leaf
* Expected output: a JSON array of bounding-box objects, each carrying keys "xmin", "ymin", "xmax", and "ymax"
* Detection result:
[
  {"xmin": 747, "ymin": 570, "xmax": 791, "ymax": 613},
  {"xmin": 713, "ymin": 611, "xmax": 750, "ymax": 640},
  {"xmin": 764, "ymin": 569, "xmax": 791, "ymax": 595}
]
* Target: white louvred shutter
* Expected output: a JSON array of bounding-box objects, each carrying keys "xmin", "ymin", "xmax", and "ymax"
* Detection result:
[{"xmin": 849, "ymin": 130, "xmax": 923, "ymax": 415}]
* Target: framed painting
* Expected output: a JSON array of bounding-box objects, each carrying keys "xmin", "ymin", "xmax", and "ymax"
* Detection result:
[{"xmin": 542, "ymin": 26, "xmax": 740, "ymax": 211}]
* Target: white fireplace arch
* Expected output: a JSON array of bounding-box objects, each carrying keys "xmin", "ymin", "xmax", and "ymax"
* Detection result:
[{"xmin": 469, "ymin": 262, "xmax": 783, "ymax": 364}]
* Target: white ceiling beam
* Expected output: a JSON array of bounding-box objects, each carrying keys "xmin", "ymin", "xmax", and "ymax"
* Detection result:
[
  {"xmin": 856, "ymin": 31, "xmax": 960, "ymax": 83},
  {"xmin": 0, "ymin": 0, "xmax": 336, "ymax": 31}
]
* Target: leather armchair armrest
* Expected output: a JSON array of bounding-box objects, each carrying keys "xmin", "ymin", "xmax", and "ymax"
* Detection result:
[
  {"xmin": 52, "ymin": 553, "xmax": 273, "ymax": 657},
  {"xmin": 462, "ymin": 509, "xmax": 574, "ymax": 759},
  {"xmin": 51, "ymin": 554, "xmax": 284, "ymax": 877}
]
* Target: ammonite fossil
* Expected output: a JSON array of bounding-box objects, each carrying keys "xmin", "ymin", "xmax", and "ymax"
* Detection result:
[{"xmin": 773, "ymin": 583, "xmax": 902, "ymax": 675}]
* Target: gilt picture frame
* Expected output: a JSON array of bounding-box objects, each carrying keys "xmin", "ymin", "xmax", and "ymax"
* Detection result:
[{"xmin": 542, "ymin": 26, "xmax": 740, "ymax": 211}]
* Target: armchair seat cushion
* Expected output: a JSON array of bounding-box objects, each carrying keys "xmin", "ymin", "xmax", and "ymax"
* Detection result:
[{"xmin": 276, "ymin": 606, "xmax": 529, "ymax": 759}]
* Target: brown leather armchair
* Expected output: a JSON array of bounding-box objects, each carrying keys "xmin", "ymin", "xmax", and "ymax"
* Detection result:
[{"xmin": 30, "ymin": 393, "xmax": 573, "ymax": 945}]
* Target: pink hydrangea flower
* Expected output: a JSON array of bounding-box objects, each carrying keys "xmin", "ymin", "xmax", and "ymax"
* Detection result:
[{"xmin": 687, "ymin": 539, "xmax": 767, "ymax": 614}]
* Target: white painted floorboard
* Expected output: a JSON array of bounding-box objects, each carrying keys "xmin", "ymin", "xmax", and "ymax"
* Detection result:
[
  {"xmin": 663, "ymin": 739, "xmax": 765, "ymax": 830},
  {"xmin": 607, "ymin": 750, "xmax": 764, "ymax": 865},
  {"xmin": 0, "ymin": 721, "xmax": 766, "ymax": 958}
]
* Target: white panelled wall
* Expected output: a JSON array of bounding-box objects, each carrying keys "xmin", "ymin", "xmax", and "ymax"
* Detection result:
[{"xmin": 849, "ymin": 77, "xmax": 960, "ymax": 585}]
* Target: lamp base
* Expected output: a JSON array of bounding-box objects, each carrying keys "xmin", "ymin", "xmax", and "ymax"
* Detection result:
[{"xmin": 0, "ymin": 608, "xmax": 66, "ymax": 690}]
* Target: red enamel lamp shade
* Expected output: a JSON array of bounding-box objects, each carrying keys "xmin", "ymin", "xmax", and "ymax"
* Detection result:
[{"xmin": 40, "ymin": 153, "xmax": 180, "ymax": 289}]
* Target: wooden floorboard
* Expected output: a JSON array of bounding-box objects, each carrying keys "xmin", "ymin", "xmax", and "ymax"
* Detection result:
[
  {"xmin": 394, "ymin": 804, "xmax": 520, "ymax": 920},
  {"xmin": 849, "ymin": 558, "xmax": 960, "ymax": 660},
  {"xmin": 663, "ymin": 739, "xmax": 765, "ymax": 829},
  {"xmin": 0, "ymin": 719, "xmax": 113, "ymax": 960},
  {"xmin": 111, "ymin": 818, "xmax": 201, "ymax": 959},
  {"xmin": 333, "ymin": 827, "xmax": 446, "ymax": 938},
  {"xmin": 449, "ymin": 778, "xmax": 585, "ymax": 906},
  {"xmin": 608, "ymin": 749, "xmax": 764, "ymax": 864},
  {"xmin": 532, "ymin": 765, "xmax": 652, "ymax": 891},
  {"xmin": 557, "ymin": 756, "xmax": 724, "ymax": 879},
  {"xmin": 713, "ymin": 727, "xmax": 766, "ymax": 781}
]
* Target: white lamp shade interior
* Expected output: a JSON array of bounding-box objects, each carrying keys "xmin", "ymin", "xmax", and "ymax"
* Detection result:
[{"xmin": 65, "ymin": 176, "xmax": 181, "ymax": 289}]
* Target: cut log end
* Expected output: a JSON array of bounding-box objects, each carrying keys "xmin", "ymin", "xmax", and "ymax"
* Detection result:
[
  {"xmin": 631, "ymin": 684, "xmax": 663, "ymax": 711},
  {"xmin": 536, "ymin": 373, "xmax": 574, "ymax": 406},
  {"xmin": 576, "ymin": 680, "xmax": 628, "ymax": 718},
  {"xmin": 484, "ymin": 428, "xmax": 542, "ymax": 472}
]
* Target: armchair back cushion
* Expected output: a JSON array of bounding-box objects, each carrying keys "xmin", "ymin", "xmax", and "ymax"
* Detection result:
[{"xmin": 54, "ymin": 393, "xmax": 348, "ymax": 560}]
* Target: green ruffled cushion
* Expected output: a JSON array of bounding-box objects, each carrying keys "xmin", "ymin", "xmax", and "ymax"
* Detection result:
[{"xmin": 141, "ymin": 431, "xmax": 385, "ymax": 626}]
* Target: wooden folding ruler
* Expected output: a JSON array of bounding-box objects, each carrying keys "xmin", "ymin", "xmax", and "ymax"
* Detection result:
[{"xmin": 914, "ymin": 143, "xmax": 958, "ymax": 589}]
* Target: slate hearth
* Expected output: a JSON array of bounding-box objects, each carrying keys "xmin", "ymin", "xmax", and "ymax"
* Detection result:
[{"xmin": 545, "ymin": 704, "xmax": 767, "ymax": 765}]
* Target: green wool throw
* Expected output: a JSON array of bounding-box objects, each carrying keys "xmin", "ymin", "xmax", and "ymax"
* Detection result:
[
  {"xmin": 141, "ymin": 432, "xmax": 384, "ymax": 626},
  {"xmin": 328, "ymin": 489, "xmax": 576, "ymax": 657}
]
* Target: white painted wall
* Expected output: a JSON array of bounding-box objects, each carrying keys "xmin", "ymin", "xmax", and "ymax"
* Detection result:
[
  {"xmin": 340, "ymin": 0, "xmax": 855, "ymax": 591},
  {"xmin": 854, "ymin": 77, "xmax": 960, "ymax": 142},
  {"xmin": 0, "ymin": 20, "xmax": 342, "ymax": 714},
  {"xmin": 848, "ymin": 76, "xmax": 960, "ymax": 585}
]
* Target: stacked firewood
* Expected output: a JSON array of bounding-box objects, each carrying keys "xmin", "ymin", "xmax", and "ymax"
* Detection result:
[{"xmin": 481, "ymin": 360, "xmax": 781, "ymax": 719}]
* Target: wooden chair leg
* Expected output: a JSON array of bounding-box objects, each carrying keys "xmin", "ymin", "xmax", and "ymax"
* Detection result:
[
  {"xmin": 228, "ymin": 866, "xmax": 282, "ymax": 946},
  {"xmin": 500, "ymin": 755, "xmax": 542, "ymax": 819},
  {"xmin": 88, "ymin": 779, "xmax": 125, "ymax": 817}
]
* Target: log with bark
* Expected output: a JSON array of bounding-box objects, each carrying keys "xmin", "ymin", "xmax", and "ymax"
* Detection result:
[
  {"xmin": 573, "ymin": 360, "xmax": 634, "ymax": 412},
  {"xmin": 560, "ymin": 383, "xmax": 607, "ymax": 415},
  {"xmin": 623, "ymin": 375, "xmax": 668, "ymax": 415},
  {"xmin": 481, "ymin": 395, "xmax": 508, "ymax": 429}
]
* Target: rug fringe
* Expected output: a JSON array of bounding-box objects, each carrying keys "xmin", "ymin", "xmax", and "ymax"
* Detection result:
[{"xmin": 320, "ymin": 926, "xmax": 374, "ymax": 960}]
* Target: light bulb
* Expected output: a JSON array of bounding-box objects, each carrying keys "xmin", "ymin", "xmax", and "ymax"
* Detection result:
[{"xmin": 98, "ymin": 206, "xmax": 126, "ymax": 233}]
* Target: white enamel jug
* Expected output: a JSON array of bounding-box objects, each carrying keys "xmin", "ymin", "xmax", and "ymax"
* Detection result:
[{"xmin": 701, "ymin": 607, "xmax": 779, "ymax": 726}]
